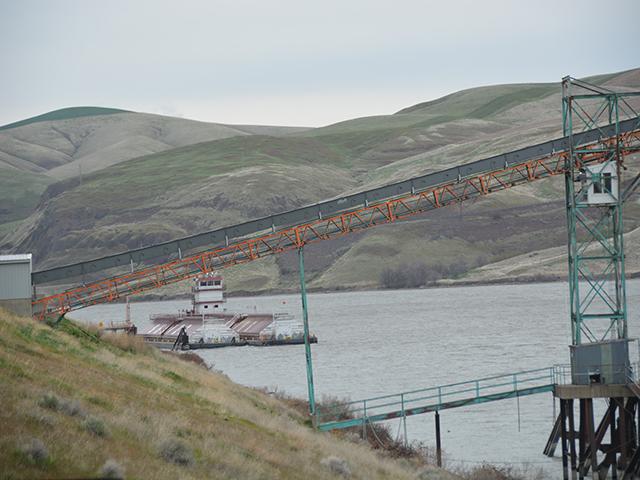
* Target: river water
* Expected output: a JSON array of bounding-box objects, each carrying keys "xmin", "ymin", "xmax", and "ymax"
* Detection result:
[{"xmin": 72, "ymin": 279, "xmax": 640, "ymax": 477}]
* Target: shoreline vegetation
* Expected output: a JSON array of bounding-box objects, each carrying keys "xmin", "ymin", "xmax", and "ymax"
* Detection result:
[{"xmin": 0, "ymin": 309, "xmax": 548, "ymax": 479}]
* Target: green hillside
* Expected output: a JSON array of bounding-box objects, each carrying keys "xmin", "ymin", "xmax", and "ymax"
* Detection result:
[
  {"xmin": 0, "ymin": 107, "xmax": 131, "ymax": 131},
  {"xmin": 0, "ymin": 167, "xmax": 53, "ymax": 224},
  {"xmin": 396, "ymin": 69, "xmax": 622, "ymax": 117}
]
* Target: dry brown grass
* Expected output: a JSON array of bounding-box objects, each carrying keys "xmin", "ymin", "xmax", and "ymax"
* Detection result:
[
  {"xmin": 100, "ymin": 331, "xmax": 152, "ymax": 354},
  {"xmin": 456, "ymin": 464, "xmax": 547, "ymax": 480},
  {"xmin": 162, "ymin": 350, "xmax": 211, "ymax": 369},
  {"xmin": 0, "ymin": 309, "xmax": 450, "ymax": 479}
]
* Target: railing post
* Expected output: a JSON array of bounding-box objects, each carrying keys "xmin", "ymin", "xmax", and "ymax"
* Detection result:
[
  {"xmin": 401, "ymin": 393, "xmax": 408, "ymax": 448},
  {"xmin": 362, "ymin": 400, "xmax": 367, "ymax": 441},
  {"xmin": 513, "ymin": 374, "xmax": 518, "ymax": 391},
  {"xmin": 475, "ymin": 380, "xmax": 480, "ymax": 398},
  {"xmin": 438, "ymin": 386, "xmax": 442, "ymax": 408}
]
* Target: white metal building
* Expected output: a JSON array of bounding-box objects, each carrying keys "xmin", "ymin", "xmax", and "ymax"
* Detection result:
[{"xmin": 0, "ymin": 254, "xmax": 33, "ymax": 316}]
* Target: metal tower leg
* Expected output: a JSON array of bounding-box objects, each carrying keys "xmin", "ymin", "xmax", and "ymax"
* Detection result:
[
  {"xmin": 561, "ymin": 399, "xmax": 569, "ymax": 480},
  {"xmin": 298, "ymin": 246, "xmax": 317, "ymax": 422},
  {"xmin": 568, "ymin": 399, "xmax": 577, "ymax": 478}
]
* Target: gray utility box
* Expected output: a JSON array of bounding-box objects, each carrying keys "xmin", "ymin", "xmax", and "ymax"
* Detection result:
[
  {"xmin": 570, "ymin": 339, "xmax": 631, "ymax": 385},
  {"xmin": 0, "ymin": 254, "xmax": 33, "ymax": 317}
]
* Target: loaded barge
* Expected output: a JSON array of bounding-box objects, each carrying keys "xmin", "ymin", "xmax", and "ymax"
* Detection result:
[{"xmin": 138, "ymin": 273, "xmax": 317, "ymax": 350}]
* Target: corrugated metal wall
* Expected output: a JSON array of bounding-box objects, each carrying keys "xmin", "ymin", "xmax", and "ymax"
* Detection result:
[{"xmin": 0, "ymin": 261, "xmax": 32, "ymax": 300}]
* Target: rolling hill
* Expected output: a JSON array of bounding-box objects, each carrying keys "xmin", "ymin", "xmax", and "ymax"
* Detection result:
[
  {"xmin": 0, "ymin": 107, "xmax": 309, "ymax": 178},
  {"xmin": 1, "ymin": 68, "xmax": 639, "ymax": 295},
  {"xmin": 0, "ymin": 107, "xmax": 309, "ymax": 226},
  {"xmin": 0, "ymin": 106, "xmax": 131, "ymax": 131}
]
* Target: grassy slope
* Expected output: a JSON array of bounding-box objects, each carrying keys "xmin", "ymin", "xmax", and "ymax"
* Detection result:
[
  {"xmin": 0, "ymin": 310, "xmax": 434, "ymax": 480},
  {"xmin": 0, "ymin": 167, "xmax": 53, "ymax": 225},
  {"xmin": 0, "ymin": 110, "xmax": 312, "ymax": 236},
  {"xmin": 1, "ymin": 133, "xmax": 355, "ymax": 266},
  {"xmin": 0, "ymin": 107, "xmax": 130, "ymax": 131}
]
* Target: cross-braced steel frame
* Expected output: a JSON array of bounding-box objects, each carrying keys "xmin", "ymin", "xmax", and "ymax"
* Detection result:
[{"xmin": 562, "ymin": 76, "xmax": 640, "ymax": 345}]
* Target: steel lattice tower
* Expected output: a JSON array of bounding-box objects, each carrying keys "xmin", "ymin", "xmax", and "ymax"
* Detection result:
[{"xmin": 562, "ymin": 77, "xmax": 640, "ymax": 345}]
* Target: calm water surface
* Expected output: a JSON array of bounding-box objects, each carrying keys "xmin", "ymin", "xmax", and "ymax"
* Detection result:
[{"xmin": 73, "ymin": 279, "xmax": 640, "ymax": 477}]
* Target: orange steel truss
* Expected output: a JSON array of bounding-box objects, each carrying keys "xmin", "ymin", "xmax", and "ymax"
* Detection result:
[{"xmin": 33, "ymin": 131, "xmax": 640, "ymax": 320}]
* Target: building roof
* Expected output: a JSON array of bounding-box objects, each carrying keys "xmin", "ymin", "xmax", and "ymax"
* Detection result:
[{"xmin": 0, "ymin": 254, "xmax": 32, "ymax": 264}]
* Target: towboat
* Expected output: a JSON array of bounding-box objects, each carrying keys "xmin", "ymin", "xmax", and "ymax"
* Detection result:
[{"xmin": 138, "ymin": 273, "xmax": 317, "ymax": 350}]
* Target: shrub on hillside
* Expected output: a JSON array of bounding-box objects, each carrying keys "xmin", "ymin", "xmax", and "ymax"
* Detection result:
[
  {"xmin": 99, "ymin": 459, "xmax": 125, "ymax": 479},
  {"xmin": 380, "ymin": 262, "xmax": 434, "ymax": 289},
  {"xmin": 26, "ymin": 411, "xmax": 55, "ymax": 427},
  {"xmin": 60, "ymin": 399, "xmax": 85, "ymax": 417},
  {"xmin": 38, "ymin": 392, "xmax": 60, "ymax": 410},
  {"xmin": 380, "ymin": 259, "xmax": 475, "ymax": 288},
  {"xmin": 38, "ymin": 392, "xmax": 86, "ymax": 418},
  {"xmin": 320, "ymin": 456, "xmax": 351, "ymax": 477},
  {"xmin": 159, "ymin": 438, "xmax": 194, "ymax": 466},
  {"xmin": 317, "ymin": 395, "xmax": 354, "ymax": 422},
  {"xmin": 83, "ymin": 416, "xmax": 109, "ymax": 437},
  {"xmin": 20, "ymin": 438, "xmax": 49, "ymax": 466}
]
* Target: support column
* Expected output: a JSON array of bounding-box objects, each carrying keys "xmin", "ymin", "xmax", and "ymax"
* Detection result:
[
  {"xmin": 578, "ymin": 399, "xmax": 586, "ymax": 479},
  {"xmin": 568, "ymin": 399, "xmax": 577, "ymax": 479},
  {"xmin": 298, "ymin": 246, "xmax": 316, "ymax": 422},
  {"xmin": 435, "ymin": 410, "xmax": 442, "ymax": 467},
  {"xmin": 587, "ymin": 399, "xmax": 597, "ymax": 480},
  {"xmin": 619, "ymin": 398, "xmax": 629, "ymax": 471},
  {"xmin": 610, "ymin": 400, "xmax": 618, "ymax": 480},
  {"xmin": 561, "ymin": 400, "xmax": 569, "ymax": 480},
  {"xmin": 630, "ymin": 398, "xmax": 638, "ymax": 453},
  {"xmin": 637, "ymin": 399, "xmax": 640, "ymax": 448}
]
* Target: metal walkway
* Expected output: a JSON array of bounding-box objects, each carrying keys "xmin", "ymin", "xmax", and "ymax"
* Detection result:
[{"xmin": 316, "ymin": 367, "xmax": 557, "ymax": 431}]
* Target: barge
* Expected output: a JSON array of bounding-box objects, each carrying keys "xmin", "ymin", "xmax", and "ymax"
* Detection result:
[{"xmin": 138, "ymin": 273, "xmax": 317, "ymax": 350}]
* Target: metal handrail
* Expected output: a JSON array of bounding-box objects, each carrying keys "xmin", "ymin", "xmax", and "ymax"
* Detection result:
[
  {"xmin": 317, "ymin": 366, "xmax": 556, "ymax": 422},
  {"xmin": 317, "ymin": 362, "xmax": 640, "ymax": 425}
]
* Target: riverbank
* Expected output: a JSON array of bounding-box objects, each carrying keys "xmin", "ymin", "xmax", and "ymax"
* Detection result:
[
  {"xmin": 0, "ymin": 309, "xmax": 457, "ymax": 479},
  {"xmin": 112, "ymin": 271, "xmax": 595, "ymax": 303}
]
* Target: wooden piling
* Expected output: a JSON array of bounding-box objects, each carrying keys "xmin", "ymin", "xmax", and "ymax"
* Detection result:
[{"xmin": 435, "ymin": 410, "xmax": 442, "ymax": 468}]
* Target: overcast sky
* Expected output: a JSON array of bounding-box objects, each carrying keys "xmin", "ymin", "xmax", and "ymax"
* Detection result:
[{"xmin": 1, "ymin": 0, "xmax": 638, "ymax": 127}]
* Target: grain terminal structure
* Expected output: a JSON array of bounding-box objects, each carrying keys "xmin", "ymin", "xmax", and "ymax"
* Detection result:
[{"xmin": 4, "ymin": 76, "xmax": 640, "ymax": 476}]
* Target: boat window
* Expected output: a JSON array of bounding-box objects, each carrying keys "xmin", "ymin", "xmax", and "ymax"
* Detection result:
[
  {"xmin": 200, "ymin": 282, "xmax": 207, "ymax": 286},
  {"xmin": 214, "ymin": 280, "xmax": 221, "ymax": 286}
]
